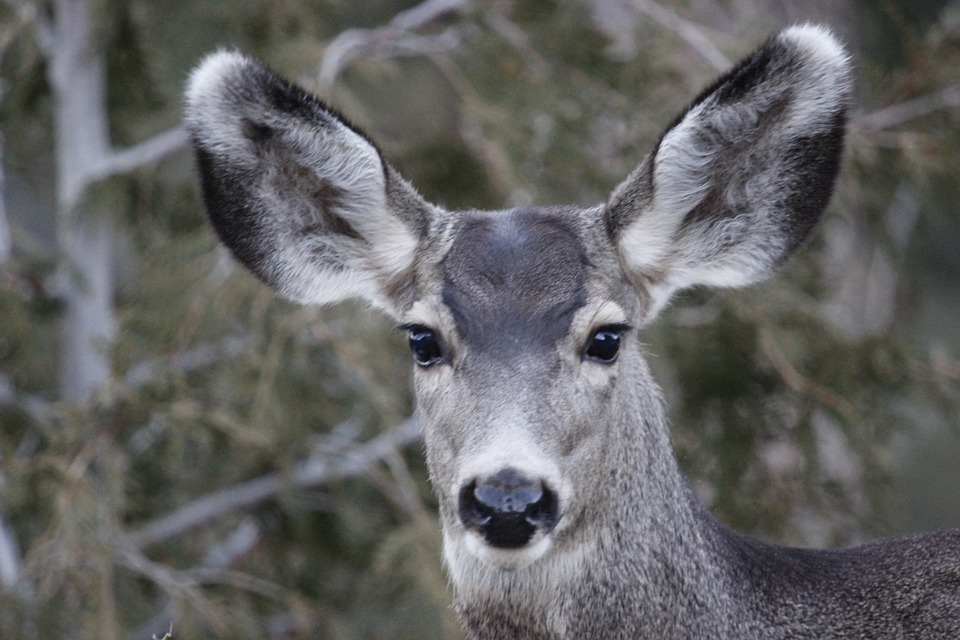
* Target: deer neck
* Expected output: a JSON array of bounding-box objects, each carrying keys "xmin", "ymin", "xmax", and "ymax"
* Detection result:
[{"xmin": 450, "ymin": 361, "xmax": 739, "ymax": 638}]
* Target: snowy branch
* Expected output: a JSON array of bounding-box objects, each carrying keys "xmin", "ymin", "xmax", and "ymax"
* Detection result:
[{"xmin": 132, "ymin": 416, "xmax": 423, "ymax": 548}]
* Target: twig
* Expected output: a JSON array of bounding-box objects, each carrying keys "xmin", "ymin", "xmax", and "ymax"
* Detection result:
[
  {"xmin": 318, "ymin": 0, "xmax": 470, "ymax": 89},
  {"xmin": 481, "ymin": 9, "xmax": 550, "ymax": 78},
  {"xmin": 0, "ymin": 0, "xmax": 52, "ymax": 59},
  {"xmin": 857, "ymin": 85, "xmax": 960, "ymax": 132},
  {"xmin": 89, "ymin": 127, "xmax": 189, "ymax": 183},
  {"xmin": 199, "ymin": 516, "xmax": 261, "ymax": 569},
  {"xmin": 185, "ymin": 567, "xmax": 288, "ymax": 603},
  {"xmin": 631, "ymin": 0, "xmax": 730, "ymax": 71},
  {"xmin": 122, "ymin": 336, "xmax": 251, "ymax": 391},
  {"xmin": 930, "ymin": 347, "xmax": 960, "ymax": 384},
  {"xmin": 114, "ymin": 535, "xmax": 228, "ymax": 632},
  {"xmin": 132, "ymin": 417, "xmax": 422, "ymax": 548},
  {"xmin": 0, "ymin": 373, "xmax": 54, "ymax": 427},
  {"xmin": 759, "ymin": 328, "xmax": 858, "ymax": 424},
  {"xmin": 0, "ymin": 133, "xmax": 10, "ymax": 262},
  {"xmin": 0, "ymin": 507, "xmax": 21, "ymax": 589},
  {"xmin": 133, "ymin": 517, "xmax": 262, "ymax": 640}
]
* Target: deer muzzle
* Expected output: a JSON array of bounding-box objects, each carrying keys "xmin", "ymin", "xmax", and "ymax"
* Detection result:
[{"xmin": 458, "ymin": 467, "xmax": 560, "ymax": 549}]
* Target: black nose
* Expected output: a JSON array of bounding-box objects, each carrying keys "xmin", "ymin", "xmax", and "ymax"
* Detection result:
[{"xmin": 458, "ymin": 467, "xmax": 559, "ymax": 549}]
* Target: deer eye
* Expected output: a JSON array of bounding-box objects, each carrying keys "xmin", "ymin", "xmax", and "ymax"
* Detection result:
[
  {"xmin": 402, "ymin": 325, "xmax": 444, "ymax": 368},
  {"xmin": 583, "ymin": 325, "xmax": 630, "ymax": 364}
]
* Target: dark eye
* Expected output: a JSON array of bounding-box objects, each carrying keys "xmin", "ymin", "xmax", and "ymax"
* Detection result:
[
  {"xmin": 404, "ymin": 326, "xmax": 444, "ymax": 367},
  {"xmin": 584, "ymin": 325, "xmax": 629, "ymax": 363}
]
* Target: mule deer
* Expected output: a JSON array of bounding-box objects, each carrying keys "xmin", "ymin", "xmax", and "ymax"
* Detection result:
[{"xmin": 186, "ymin": 25, "xmax": 960, "ymax": 639}]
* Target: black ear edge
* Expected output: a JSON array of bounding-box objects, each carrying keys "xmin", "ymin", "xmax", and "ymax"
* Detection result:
[
  {"xmin": 186, "ymin": 51, "xmax": 439, "ymax": 310},
  {"xmin": 658, "ymin": 25, "xmax": 852, "ymax": 149},
  {"xmin": 778, "ymin": 112, "xmax": 848, "ymax": 264},
  {"xmin": 605, "ymin": 24, "xmax": 852, "ymax": 240},
  {"xmin": 193, "ymin": 143, "xmax": 283, "ymax": 291},
  {"xmin": 185, "ymin": 51, "xmax": 387, "ymax": 178}
]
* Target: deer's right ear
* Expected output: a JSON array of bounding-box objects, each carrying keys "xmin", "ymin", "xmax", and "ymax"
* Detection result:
[
  {"xmin": 605, "ymin": 25, "xmax": 852, "ymax": 323},
  {"xmin": 185, "ymin": 52, "xmax": 435, "ymax": 314}
]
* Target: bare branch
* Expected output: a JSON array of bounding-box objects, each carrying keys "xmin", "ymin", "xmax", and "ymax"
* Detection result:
[
  {"xmin": 199, "ymin": 517, "xmax": 260, "ymax": 569},
  {"xmin": 318, "ymin": 0, "xmax": 470, "ymax": 89},
  {"xmin": 0, "ymin": 373, "xmax": 54, "ymax": 426},
  {"xmin": 114, "ymin": 536, "xmax": 228, "ymax": 633},
  {"xmin": 481, "ymin": 9, "xmax": 550, "ymax": 78},
  {"xmin": 631, "ymin": 0, "xmax": 730, "ymax": 71},
  {"xmin": 0, "ymin": 0, "xmax": 52, "ymax": 60},
  {"xmin": 0, "ymin": 133, "xmax": 10, "ymax": 262},
  {"xmin": 133, "ymin": 517, "xmax": 262, "ymax": 640},
  {"xmin": 89, "ymin": 126, "xmax": 189, "ymax": 183},
  {"xmin": 934, "ymin": 352, "xmax": 960, "ymax": 383},
  {"xmin": 759, "ymin": 328, "xmax": 858, "ymax": 424},
  {"xmin": 132, "ymin": 417, "xmax": 422, "ymax": 548},
  {"xmin": 857, "ymin": 85, "xmax": 960, "ymax": 132},
  {"xmin": 132, "ymin": 521, "xmax": 284, "ymax": 637},
  {"xmin": 0, "ymin": 508, "xmax": 21, "ymax": 589},
  {"xmin": 133, "ymin": 476, "xmax": 279, "ymax": 549},
  {"xmin": 391, "ymin": 0, "xmax": 468, "ymax": 31},
  {"xmin": 185, "ymin": 566, "xmax": 289, "ymax": 603},
  {"xmin": 122, "ymin": 335, "xmax": 250, "ymax": 392}
]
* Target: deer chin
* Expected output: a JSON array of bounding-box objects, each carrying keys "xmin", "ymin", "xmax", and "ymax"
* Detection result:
[{"xmin": 447, "ymin": 528, "xmax": 556, "ymax": 572}]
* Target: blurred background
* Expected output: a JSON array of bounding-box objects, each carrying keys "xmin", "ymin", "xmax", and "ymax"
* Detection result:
[{"xmin": 1, "ymin": 0, "xmax": 959, "ymax": 638}]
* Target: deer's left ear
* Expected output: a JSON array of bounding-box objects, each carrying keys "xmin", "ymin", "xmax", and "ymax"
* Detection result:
[
  {"xmin": 186, "ymin": 51, "xmax": 438, "ymax": 316},
  {"xmin": 606, "ymin": 24, "xmax": 852, "ymax": 321}
]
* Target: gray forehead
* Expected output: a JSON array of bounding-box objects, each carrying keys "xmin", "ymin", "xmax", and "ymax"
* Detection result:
[{"xmin": 440, "ymin": 209, "xmax": 589, "ymax": 353}]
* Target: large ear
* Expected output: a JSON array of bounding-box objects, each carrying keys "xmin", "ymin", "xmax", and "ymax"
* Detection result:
[
  {"xmin": 185, "ymin": 51, "xmax": 437, "ymax": 314},
  {"xmin": 606, "ymin": 25, "xmax": 852, "ymax": 321}
]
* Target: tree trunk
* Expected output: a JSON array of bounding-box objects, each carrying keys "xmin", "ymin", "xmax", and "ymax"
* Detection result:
[{"xmin": 50, "ymin": 0, "xmax": 115, "ymax": 401}]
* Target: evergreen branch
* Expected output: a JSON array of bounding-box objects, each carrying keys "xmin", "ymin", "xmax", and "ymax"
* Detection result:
[{"xmin": 131, "ymin": 416, "xmax": 422, "ymax": 548}]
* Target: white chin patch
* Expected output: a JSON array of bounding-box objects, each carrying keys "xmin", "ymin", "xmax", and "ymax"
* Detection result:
[{"xmin": 463, "ymin": 529, "xmax": 554, "ymax": 570}]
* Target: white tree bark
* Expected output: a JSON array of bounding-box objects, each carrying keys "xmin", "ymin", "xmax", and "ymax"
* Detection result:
[
  {"xmin": 0, "ymin": 134, "xmax": 10, "ymax": 263},
  {"xmin": 49, "ymin": 0, "xmax": 114, "ymax": 401},
  {"xmin": 47, "ymin": 0, "xmax": 186, "ymax": 401}
]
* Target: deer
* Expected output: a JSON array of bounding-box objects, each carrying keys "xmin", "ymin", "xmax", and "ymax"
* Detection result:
[{"xmin": 185, "ymin": 24, "xmax": 960, "ymax": 639}]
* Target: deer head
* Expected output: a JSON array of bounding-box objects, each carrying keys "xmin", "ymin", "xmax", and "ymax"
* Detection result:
[{"xmin": 186, "ymin": 24, "xmax": 850, "ymax": 579}]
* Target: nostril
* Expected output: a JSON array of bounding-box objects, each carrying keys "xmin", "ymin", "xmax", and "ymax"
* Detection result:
[
  {"xmin": 474, "ymin": 476, "xmax": 542, "ymax": 513},
  {"xmin": 458, "ymin": 468, "xmax": 559, "ymax": 549}
]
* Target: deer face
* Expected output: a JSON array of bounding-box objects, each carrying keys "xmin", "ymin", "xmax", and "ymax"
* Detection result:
[
  {"xmin": 399, "ymin": 207, "xmax": 642, "ymax": 569},
  {"xmin": 186, "ymin": 26, "xmax": 850, "ymax": 574}
]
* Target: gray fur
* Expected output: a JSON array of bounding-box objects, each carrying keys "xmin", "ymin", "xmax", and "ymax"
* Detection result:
[{"xmin": 186, "ymin": 25, "xmax": 960, "ymax": 640}]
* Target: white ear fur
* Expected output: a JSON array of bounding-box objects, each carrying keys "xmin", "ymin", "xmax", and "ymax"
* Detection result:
[
  {"xmin": 612, "ymin": 24, "xmax": 852, "ymax": 320},
  {"xmin": 186, "ymin": 51, "xmax": 425, "ymax": 312}
]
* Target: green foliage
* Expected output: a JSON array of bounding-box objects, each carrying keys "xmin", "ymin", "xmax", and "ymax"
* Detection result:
[{"xmin": 1, "ymin": 1, "xmax": 959, "ymax": 638}]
